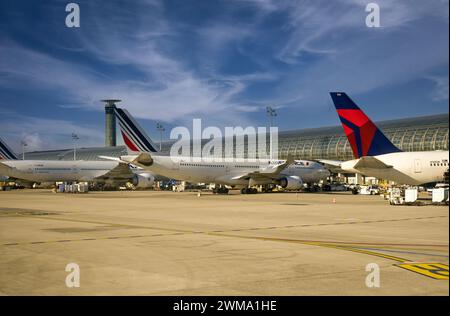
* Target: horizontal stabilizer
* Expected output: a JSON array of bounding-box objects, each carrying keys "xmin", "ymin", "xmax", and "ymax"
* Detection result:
[
  {"xmin": 98, "ymin": 155, "xmax": 123, "ymax": 162},
  {"xmin": 353, "ymin": 156, "xmax": 392, "ymax": 170},
  {"xmin": 100, "ymin": 153, "xmax": 153, "ymax": 169},
  {"xmin": 94, "ymin": 162, "xmax": 133, "ymax": 181}
]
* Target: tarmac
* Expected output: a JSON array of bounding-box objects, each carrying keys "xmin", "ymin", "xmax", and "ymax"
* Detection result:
[{"xmin": 0, "ymin": 189, "xmax": 448, "ymax": 295}]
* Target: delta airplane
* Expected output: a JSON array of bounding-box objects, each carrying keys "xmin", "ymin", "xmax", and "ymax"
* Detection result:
[
  {"xmin": 322, "ymin": 92, "xmax": 449, "ymax": 185},
  {"xmin": 0, "ymin": 137, "xmax": 155, "ymax": 188},
  {"xmin": 107, "ymin": 108, "xmax": 330, "ymax": 194}
]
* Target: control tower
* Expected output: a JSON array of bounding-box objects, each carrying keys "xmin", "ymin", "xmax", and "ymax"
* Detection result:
[{"xmin": 101, "ymin": 99, "xmax": 121, "ymax": 147}]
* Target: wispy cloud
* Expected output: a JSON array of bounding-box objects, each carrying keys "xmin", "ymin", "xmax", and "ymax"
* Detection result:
[
  {"xmin": 0, "ymin": 0, "xmax": 277, "ymax": 127},
  {"xmin": 241, "ymin": 0, "xmax": 449, "ymax": 107},
  {"xmin": 428, "ymin": 76, "xmax": 449, "ymax": 101},
  {"xmin": 0, "ymin": 112, "xmax": 103, "ymax": 152}
]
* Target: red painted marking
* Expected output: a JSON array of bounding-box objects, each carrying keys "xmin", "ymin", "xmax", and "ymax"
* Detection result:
[
  {"xmin": 337, "ymin": 109, "xmax": 369, "ymax": 127},
  {"xmin": 121, "ymin": 131, "xmax": 140, "ymax": 152},
  {"xmin": 338, "ymin": 109, "xmax": 378, "ymax": 157},
  {"xmin": 359, "ymin": 121, "xmax": 377, "ymax": 156}
]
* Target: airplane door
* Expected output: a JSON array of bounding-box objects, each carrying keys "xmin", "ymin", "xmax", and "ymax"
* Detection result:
[{"xmin": 414, "ymin": 159, "xmax": 422, "ymax": 173}]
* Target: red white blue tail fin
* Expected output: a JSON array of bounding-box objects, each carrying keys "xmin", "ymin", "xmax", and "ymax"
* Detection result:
[
  {"xmin": 114, "ymin": 108, "xmax": 159, "ymax": 155},
  {"xmin": 330, "ymin": 92, "xmax": 401, "ymax": 158}
]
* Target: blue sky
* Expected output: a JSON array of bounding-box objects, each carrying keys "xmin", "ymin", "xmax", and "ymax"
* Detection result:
[{"xmin": 0, "ymin": 0, "xmax": 448, "ymax": 152}]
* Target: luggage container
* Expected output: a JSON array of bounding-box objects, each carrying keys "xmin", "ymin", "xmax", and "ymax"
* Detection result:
[
  {"xmin": 432, "ymin": 188, "xmax": 449, "ymax": 203},
  {"xmin": 404, "ymin": 188, "xmax": 418, "ymax": 203},
  {"xmin": 78, "ymin": 183, "xmax": 89, "ymax": 193}
]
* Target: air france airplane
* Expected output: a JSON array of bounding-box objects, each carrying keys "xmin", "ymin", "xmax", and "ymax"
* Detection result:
[
  {"xmin": 0, "ymin": 137, "xmax": 155, "ymax": 188},
  {"xmin": 322, "ymin": 92, "xmax": 449, "ymax": 185},
  {"xmin": 109, "ymin": 108, "xmax": 330, "ymax": 194}
]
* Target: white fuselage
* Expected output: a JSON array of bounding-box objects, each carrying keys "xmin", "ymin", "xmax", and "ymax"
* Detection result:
[
  {"xmin": 125, "ymin": 155, "xmax": 330, "ymax": 186},
  {"xmin": 0, "ymin": 160, "xmax": 120, "ymax": 183},
  {"xmin": 341, "ymin": 151, "xmax": 449, "ymax": 185}
]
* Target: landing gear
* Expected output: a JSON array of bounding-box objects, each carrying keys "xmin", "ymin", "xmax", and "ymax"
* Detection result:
[
  {"xmin": 212, "ymin": 187, "xmax": 229, "ymax": 194},
  {"xmin": 241, "ymin": 188, "xmax": 258, "ymax": 194},
  {"xmin": 261, "ymin": 185, "xmax": 275, "ymax": 193}
]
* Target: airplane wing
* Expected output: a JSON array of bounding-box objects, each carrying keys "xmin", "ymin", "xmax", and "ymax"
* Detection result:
[
  {"xmin": 99, "ymin": 153, "xmax": 153, "ymax": 169},
  {"xmin": 94, "ymin": 162, "xmax": 133, "ymax": 181},
  {"xmin": 318, "ymin": 159, "xmax": 344, "ymax": 173},
  {"xmin": 319, "ymin": 159, "xmax": 342, "ymax": 167},
  {"xmin": 354, "ymin": 156, "xmax": 392, "ymax": 170},
  {"xmin": 232, "ymin": 155, "xmax": 295, "ymax": 181}
]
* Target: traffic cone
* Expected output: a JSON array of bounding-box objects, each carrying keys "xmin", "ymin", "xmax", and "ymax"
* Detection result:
[{"xmin": 332, "ymin": 197, "xmax": 336, "ymax": 204}]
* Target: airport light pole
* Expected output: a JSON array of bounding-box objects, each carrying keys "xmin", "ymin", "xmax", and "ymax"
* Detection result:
[
  {"xmin": 21, "ymin": 140, "xmax": 27, "ymax": 160},
  {"xmin": 72, "ymin": 133, "xmax": 79, "ymax": 161},
  {"xmin": 156, "ymin": 122, "xmax": 165, "ymax": 151}
]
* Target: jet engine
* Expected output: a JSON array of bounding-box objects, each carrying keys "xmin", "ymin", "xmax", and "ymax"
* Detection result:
[
  {"xmin": 132, "ymin": 173, "xmax": 155, "ymax": 188},
  {"xmin": 279, "ymin": 175, "xmax": 303, "ymax": 190}
]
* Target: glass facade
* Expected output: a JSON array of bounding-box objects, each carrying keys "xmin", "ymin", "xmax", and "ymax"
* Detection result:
[
  {"xmin": 26, "ymin": 114, "xmax": 448, "ymax": 161},
  {"xmin": 276, "ymin": 114, "xmax": 449, "ymax": 160}
]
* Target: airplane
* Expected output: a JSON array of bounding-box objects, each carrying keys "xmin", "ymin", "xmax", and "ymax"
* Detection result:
[
  {"xmin": 106, "ymin": 107, "xmax": 330, "ymax": 194},
  {"xmin": 0, "ymin": 137, "xmax": 155, "ymax": 188},
  {"xmin": 322, "ymin": 92, "xmax": 449, "ymax": 185}
]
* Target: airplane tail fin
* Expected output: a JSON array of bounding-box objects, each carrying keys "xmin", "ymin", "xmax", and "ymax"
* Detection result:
[
  {"xmin": 329, "ymin": 92, "xmax": 401, "ymax": 158},
  {"xmin": 0, "ymin": 137, "xmax": 19, "ymax": 160},
  {"xmin": 114, "ymin": 108, "xmax": 159, "ymax": 155}
]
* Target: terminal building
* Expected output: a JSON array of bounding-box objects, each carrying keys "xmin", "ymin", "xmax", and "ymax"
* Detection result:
[{"xmin": 26, "ymin": 113, "xmax": 449, "ymax": 161}]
